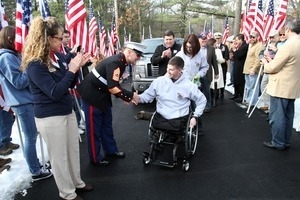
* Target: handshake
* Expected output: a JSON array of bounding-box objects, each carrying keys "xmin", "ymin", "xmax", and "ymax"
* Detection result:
[{"xmin": 131, "ymin": 91, "xmax": 140, "ymax": 105}]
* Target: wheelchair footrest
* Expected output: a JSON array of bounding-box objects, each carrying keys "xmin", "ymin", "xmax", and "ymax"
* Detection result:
[{"xmin": 152, "ymin": 143, "xmax": 177, "ymax": 168}]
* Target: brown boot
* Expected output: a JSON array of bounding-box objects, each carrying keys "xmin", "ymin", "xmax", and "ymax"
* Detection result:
[
  {"xmin": 0, "ymin": 146, "xmax": 12, "ymax": 156},
  {"xmin": 6, "ymin": 142, "xmax": 20, "ymax": 150},
  {"xmin": 0, "ymin": 165, "xmax": 11, "ymax": 173},
  {"xmin": 0, "ymin": 158, "xmax": 12, "ymax": 167}
]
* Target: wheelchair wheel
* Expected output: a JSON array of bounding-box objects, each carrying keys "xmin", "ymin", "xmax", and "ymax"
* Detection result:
[
  {"xmin": 185, "ymin": 114, "xmax": 198, "ymax": 157},
  {"xmin": 182, "ymin": 160, "xmax": 189, "ymax": 172}
]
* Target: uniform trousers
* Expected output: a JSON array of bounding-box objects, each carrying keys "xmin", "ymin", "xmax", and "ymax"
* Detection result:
[
  {"xmin": 35, "ymin": 112, "xmax": 85, "ymax": 199},
  {"xmin": 82, "ymin": 102, "xmax": 119, "ymax": 163}
]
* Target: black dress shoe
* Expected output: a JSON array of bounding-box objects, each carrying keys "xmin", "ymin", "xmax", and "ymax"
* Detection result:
[
  {"xmin": 235, "ymin": 97, "xmax": 242, "ymax": 103},
  {"xmin": 76, "ymin": 184, "xmax": 93, "ymax": 192},
  {"xmin": 106, "ymin": 151, "xmax": 125, "ymax": 158},
  {"xmin": 204, "ymin": 108, "xmax": 211, "ymax": 113},
  {"xmin": 90, "ymin": 159, "xmax": 110, "ymax": 166},
  {"xmin": 263, "ymin": 141, "xmax": 285, "ymax": 150},
  {"xmin": 229, "ymin": 96, "xmax": 237, "ymax": 100}
]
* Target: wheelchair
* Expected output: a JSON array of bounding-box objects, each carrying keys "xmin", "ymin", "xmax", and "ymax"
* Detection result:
[{"xmin": 142, "ymin": 111, "xmax": 198, "ymax": 171}]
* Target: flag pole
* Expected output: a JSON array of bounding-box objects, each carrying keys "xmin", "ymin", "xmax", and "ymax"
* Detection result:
[{"xmin": 114, "ymin": 0, "xmax": 118, "ymax": 36}]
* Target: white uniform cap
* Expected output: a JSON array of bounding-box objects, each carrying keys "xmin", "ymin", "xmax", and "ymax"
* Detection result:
[
  {"xmin": 214, "ymin": 32, "xmax": 222, "ymax": 38},
  {"xmin": 124, "ymin": 42, "xmax": 147, "ymax": 57}
]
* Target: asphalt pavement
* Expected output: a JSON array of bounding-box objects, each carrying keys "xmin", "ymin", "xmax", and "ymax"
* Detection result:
[{"xmin": 15, "ymin": 78, "xmax": 300, "ymax": 200}]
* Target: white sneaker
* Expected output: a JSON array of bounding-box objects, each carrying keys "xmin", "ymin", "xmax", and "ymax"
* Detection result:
[{"xmin": 78, "ymin": 128, "xmax": 84, "ymax": 135}]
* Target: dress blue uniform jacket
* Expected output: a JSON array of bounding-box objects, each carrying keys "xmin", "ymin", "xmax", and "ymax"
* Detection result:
[{"xmin": 77, "ymin": 53, "xmax": 134, "ymax": 112}]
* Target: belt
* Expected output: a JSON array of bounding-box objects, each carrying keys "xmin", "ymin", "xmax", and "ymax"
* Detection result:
[{"xmin": 92, "ymin": 68, "xmax": 107, "ymax": 85}]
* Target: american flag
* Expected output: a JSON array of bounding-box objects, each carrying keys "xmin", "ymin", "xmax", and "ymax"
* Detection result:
[
  {"xmin": 273, "ymin": 0, "xmax": 288, "ymax": 32},
  {"xmin": 0, "ymin": 0, "xmax": 8, "ymax": 30},
  {"xmin": 222, "ymin": 15, "xmax": 229, "ymax": 44},
  {"xmin": 263, "ymin": 0, "xmax": 274, "ymax": 41},
  {"xmin": 110, "ymin": 14, "xmax": 118, "ymax": 46},
  {"xmin": 66, "ymin": 0, "xmax": 88, "ymax": 52},
  {"xmin": 254, "ymin": 0, "xmax": 264, "ymax": 41},
  {"xmin": 205, "ymin": 22, "xmax": 213, "ymax": 39},
  {"xmin": 88, "ymin": 2, "xmax": 98, "ymax": 56},
  {"xmin": 15, "ymin": 0, "xmax": 32, "ymax": 53},
  {"xmin": 243, "ymin": 0, "xmax": 256, "ymax": 42},
  {"xmin": 64, "ymin": 0, "xmax": 69, "ymax": 29},
  {"xmin": 39, "ymin": 0, "xmax": 51, "ymax": 19},
  {"xmin": 106, "ymin": 28, "xmax": 114, "ymax": 57},
  {"xmin": 98, "ymin": 15, "xmax": 107, "ymax": 57}
]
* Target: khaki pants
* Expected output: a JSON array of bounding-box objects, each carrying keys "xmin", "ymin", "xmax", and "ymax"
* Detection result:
[{"xmin": 35, "ymin": 112, "xmax": 85, "ymax": 199}]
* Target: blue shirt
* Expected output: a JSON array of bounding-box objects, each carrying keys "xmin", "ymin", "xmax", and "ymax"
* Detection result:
[{"xmin": 26, "ymin": 52, "xmax": 77, "ymax": 118}]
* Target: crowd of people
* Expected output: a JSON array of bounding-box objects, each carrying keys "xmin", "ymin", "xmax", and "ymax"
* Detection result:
[{"xmin": 0, "ymin": 14, "xmax": 300, "ymax": 200}]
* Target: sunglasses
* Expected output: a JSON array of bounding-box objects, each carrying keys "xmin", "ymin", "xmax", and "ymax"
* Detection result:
[
  {"xmin": 269, "ymin": 36, "xmax": 274, "ymax": 39},
  {"xmin": 249, "ymin": 36, "xmax": 256, "ymax": 39},
  {"xmin": 279, "ymin": 34, "xmax": 285, "ymax": 36},
  {"xmin": 53, "ymin": 36, "xmax": 63, "ymax": 41}
]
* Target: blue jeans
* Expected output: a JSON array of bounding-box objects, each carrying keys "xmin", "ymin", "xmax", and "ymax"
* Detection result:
[
  {"xmin": 245, "ymin": 74, "xmax": 260, "ymax": 105},
  {"xmin": 269, "ymin": 96, "xmax": 295, "ymax": 148},
  {"xmin": 0, "ymin": 109, "xmax": 14, "ymax": 148},
  {"xmin": 200, "ymin": 76, "xmax": 211, "ymax": 110},
  {"xmin": 11, "ymin": 104, "xmax": 41, "ymax": 175}
]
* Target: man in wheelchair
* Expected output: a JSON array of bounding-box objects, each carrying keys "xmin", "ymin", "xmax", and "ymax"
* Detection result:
[{"xmin": 133, "ymin": 56, "xmax": 207, "ymax": 170}]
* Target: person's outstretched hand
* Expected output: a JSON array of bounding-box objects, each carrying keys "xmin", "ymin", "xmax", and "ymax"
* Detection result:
[{"xmin": 132, "ymin": 91, "xmax": 140, "ymax": 105}]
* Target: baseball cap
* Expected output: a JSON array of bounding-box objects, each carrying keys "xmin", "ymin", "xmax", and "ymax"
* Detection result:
[
  {"xmin": 269, "ymin": 30, "xmax": 278, "ymax": 37},
  {"xmin": 250, "ymin": 31, "xmax": 259, "ymax": 38},
  {"xmin": 198, "ymin": 32, "xmax": 207, "ymax": 40}
]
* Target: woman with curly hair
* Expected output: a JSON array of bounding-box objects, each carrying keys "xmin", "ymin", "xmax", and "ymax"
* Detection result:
[
  {"xmin": 22, "ymin": 16, "xmax": 91, "ymax": 200},
  {"xmin": 0, "ymin": 26, "xmax": 53, "ymax": 181}
]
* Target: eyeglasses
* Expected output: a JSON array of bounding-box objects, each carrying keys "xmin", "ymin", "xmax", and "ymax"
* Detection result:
[
  {"xmin": 53, "ymin": 36, "xmax": 63, "ymax": 41},
  {"xmin": 185, "ymin": 45, "xmax": 192, "ymax": 50},
  {"xmin": 279, "ymin": 34, "xmax": 285, "ymax": 36},
  {"xmin": 249, "ymin": 36, "xmax": 256, "ymax": 39}
]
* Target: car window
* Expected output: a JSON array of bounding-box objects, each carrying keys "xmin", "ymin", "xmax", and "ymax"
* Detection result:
[
  {"xmin": 141, "ymin": 39, "xmax": 163, "ymax": 54},
  {"xmin": 141, "ymin": 38, "xmax": 183, "ymax": 54}
]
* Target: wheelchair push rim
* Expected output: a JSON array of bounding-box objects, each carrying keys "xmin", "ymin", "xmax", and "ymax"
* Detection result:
[{"xmin": 185, "ymin": 113, "xmax": 198, "ymax": 156}]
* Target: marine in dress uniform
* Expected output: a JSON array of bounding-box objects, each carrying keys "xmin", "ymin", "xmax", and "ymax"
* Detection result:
[{"xmin": 77, "ymin": 42, "xmax": 145, "ymax": 166}]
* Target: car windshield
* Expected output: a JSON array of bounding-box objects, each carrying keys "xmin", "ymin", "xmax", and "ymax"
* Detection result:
[
  {"xmin": 141, "ymin": 38, "xmax": 184, "ymax": 54},
  {"xmin": 141, "ymin": 39, "xmax": 164, "ymax": 54}
]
